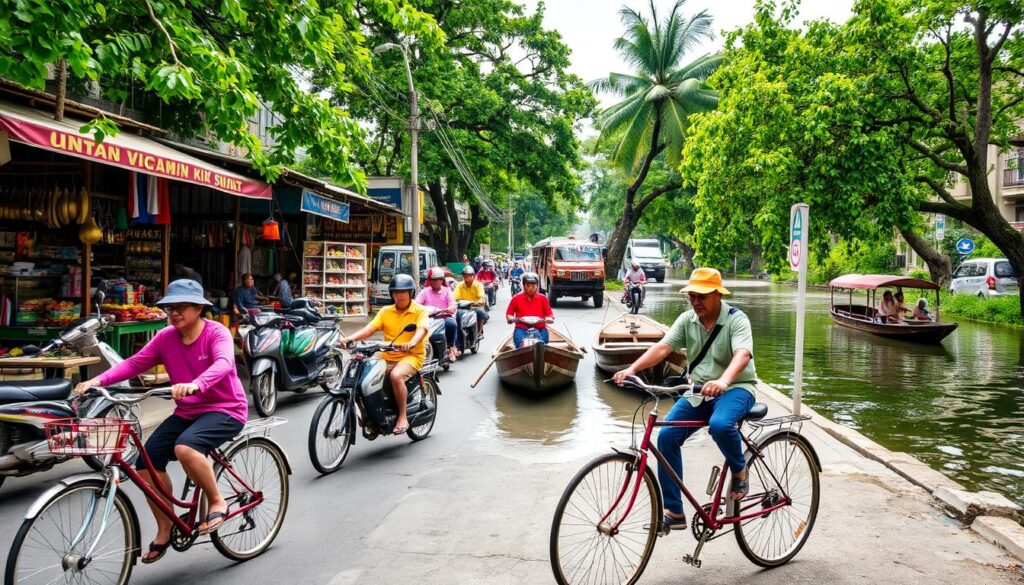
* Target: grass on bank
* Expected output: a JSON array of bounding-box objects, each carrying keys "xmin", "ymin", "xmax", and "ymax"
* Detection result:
[
  {"xmin": 604, "ymin": 279, "xmax": 624, "ymax": 291},
  {"xmin": 940, "ymin": 291, "xmax": 1024, "ymax": 327}
]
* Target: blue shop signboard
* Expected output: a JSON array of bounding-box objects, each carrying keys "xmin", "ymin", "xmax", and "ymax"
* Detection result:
[{"xmin": 301, "ymin": 190, "xmax": 350, "ymax": 223}]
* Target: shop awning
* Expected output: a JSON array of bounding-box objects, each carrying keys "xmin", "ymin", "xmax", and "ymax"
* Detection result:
[{"xmin": 0, "ymin": 100, "xmax": 271, "ymax": 199}]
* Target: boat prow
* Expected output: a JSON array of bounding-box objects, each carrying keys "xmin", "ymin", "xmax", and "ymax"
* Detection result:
[
  {"xmin": 592, "ymin": 313, "xmax": 686, "ymax": 378},
  {"xmin": 492, "ymin": 328, "xmax": 583, "ymax": 394}
]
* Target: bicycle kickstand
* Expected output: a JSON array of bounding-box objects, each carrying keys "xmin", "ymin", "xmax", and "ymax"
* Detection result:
[{"xmin": 683, "ymin": 529, "xmax": 712, "ymax": 569}]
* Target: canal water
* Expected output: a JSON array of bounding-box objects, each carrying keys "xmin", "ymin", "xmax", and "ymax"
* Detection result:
[{"xmin": 482, "ymin": 276, "xmax": 1023, "ymax": 509}]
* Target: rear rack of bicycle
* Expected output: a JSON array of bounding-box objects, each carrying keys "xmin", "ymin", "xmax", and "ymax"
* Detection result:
[
  {"xmin": 235, "ymin": 416, "xmax": 288, "ymax": 439},
  {"xmin": 748, "ymin": 414, "xmax": 811, "ymax": 428}
]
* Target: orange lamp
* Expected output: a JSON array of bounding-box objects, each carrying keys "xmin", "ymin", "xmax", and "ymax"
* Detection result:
[{"xmin": 262, "ymin": 219, "xmax": 280, "ymax": 241}]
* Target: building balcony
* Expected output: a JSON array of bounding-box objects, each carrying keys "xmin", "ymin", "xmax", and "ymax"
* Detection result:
[{"xmin": 1004, "ymin": 167, "xmax": 1024, "ymax": 188}]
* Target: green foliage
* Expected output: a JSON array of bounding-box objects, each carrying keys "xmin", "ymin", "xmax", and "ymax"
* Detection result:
[
  {"xmin": 604, "ymin": 279, "xmax": 624, "ymax": 291},
  {"xmin": 908, "ymin": 268, "xmax": 931, "ymax": 281},
  {"xmin": 806, "ymin": 238, "xmax": 898, "ymax": 285},
  {"xmin": 0, "ymin": 0, "xmax": 441, "ymax": 187},
  {"xmin": 941, "ymin": 292, "xmax": 1024, "ymax": 327}
]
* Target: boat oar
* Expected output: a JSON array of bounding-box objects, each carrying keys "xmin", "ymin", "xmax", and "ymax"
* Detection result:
[{"xmin": 470, "ymin": 354, "xmax": 499, "ymax": 388}]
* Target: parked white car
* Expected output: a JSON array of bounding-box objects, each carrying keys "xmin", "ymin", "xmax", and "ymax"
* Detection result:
[{"xmin": 949, "ymin": 258, "xmax": 1018, "ymax": 297}]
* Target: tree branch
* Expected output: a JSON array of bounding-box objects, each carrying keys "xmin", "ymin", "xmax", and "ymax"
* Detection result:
[
  {"xmin": 938, "ymin": 24, "xmax": 959, "ymax": 126},
  {"xmin": 899, "ymin": 63, "xmax": 942, "ymax": 123},
  {"xmin": 995, "ymin": 95, "xmax": 1024, "ymax": 121},
  {"xmin": 995, "ymin": 66, "xmax": 1024, "ymax": 79},
  {"xmin": 635, "ymin": 181, "xmax": 680, "ymax": 214},
  {"xmin": 909, "ymin": 139, "xmax": 969, "ymax": 175},
  {"xmin": 988, "ymin": 22, "xmax": 1013, "ymax": 66},
  {"xmin": 915, "ymin": 199, "xmax": 973, "ymax": 223},
  {"xmin": 145, "ymin": 0, "xmax": 182, "ymax": 66},
  {"xmin": 914, "ymin": 175, "xmax": 959, "ymax": 206}
]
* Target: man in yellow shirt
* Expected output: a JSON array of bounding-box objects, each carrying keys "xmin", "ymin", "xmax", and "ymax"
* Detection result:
[
  {"xmin": 453, "ymin": 266, "xmax": 489, "ymax": 337},
  {"xmin": 341, "ymin": 274, "xmax": 428, "ymax": 435}
]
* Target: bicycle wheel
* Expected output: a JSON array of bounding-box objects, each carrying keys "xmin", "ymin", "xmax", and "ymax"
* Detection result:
[
  {"xmin": 308, "ymin": 395, "xmax": 354, "ymax": 474},
  {"xmin": 550, "ymin": 452, "xmax": 660, "ymax": 585},
  {"xmin": 733, "ymin": 432, "xmax": 820, "ymax": 567},
  {"xmin": 5, "ymin": 481, "xmax": 136, "ymax": 585},
  {"xmin": 210, "ymin": 437, "xmax": 290, "ymax": 561},
  {"xmin": 407, "ymin": 377, "xmax": 438, "ymax": 441}
]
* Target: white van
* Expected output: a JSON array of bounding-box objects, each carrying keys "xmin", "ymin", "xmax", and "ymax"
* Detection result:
[
  {"xmin": 950, "ymin": 258, "xmax": 1018, "ymax": 298},
  {"xmin": 622, "ymin": 239, "xmax": 666, "ymax": 282},
  {"xmin": 371, "ymin": 245, "xmax": 438, "ymax": 304}
]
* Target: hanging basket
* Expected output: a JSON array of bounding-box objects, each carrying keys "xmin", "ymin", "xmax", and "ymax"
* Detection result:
[{"xmin": 262, "ymin": 219, "xmax": 280, "ymax": 241}]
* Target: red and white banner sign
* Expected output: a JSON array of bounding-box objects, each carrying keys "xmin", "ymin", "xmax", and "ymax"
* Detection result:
[{"xmin": 0, "ymin": 101, "xmax": 270, "ymax": 199}]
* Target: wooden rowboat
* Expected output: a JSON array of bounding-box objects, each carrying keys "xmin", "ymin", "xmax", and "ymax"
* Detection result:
[
  {"xmin": 592, "ymin": 313, "xmax": 686, "ymax": 379},
  {"xmin": 492, "ymin": 328, "xmax": 584, "ymax": 394},
  {"xmin": 829, "ymin": 274, "xmax": 958, "ymax": 344}
]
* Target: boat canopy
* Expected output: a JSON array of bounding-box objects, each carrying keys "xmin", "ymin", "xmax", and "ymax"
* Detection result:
[{"xmin": 829, "ymin": 274, "xmax": 939, "ymax": 291}]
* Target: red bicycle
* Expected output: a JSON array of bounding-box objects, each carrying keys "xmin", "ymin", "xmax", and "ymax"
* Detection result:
[
  {"xmin": 550, "ymin": 376, "xmax": 821, "ymax": 584},
  {"xmin": 5, "ymin": 387, "xmax": 291, "ymax": 585}
]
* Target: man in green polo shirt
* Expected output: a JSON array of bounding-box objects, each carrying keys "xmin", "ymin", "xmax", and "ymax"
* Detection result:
[{"xmin": 613, "ymin": 267, "xmax": 757, "ymax": 531}]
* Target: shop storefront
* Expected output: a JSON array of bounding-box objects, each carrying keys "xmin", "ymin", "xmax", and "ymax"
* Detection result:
[{"xmin": 0, "ymin": 97, "xmax": 271, "ymax": 355}]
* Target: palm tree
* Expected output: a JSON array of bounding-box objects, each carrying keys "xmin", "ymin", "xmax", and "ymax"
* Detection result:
[{"xmin": 591, "ymin": 0, "xmax": 723, "ymax": 276}]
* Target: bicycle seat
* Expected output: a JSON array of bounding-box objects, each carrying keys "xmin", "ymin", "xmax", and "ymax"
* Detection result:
[
  {"xmin": 0, "ymin": 379, "xmax": 73, "ymax": 403},
  {"xmin": 745, "ymin": 402, "xmax": 769, "ymax": 421}
]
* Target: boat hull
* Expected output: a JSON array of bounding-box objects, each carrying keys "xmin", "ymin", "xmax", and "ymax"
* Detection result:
[
  {"xmin": 593, "ymin": 344, "xmax": 686, "ymax": 378},
  {"xmin": 830, "ymin": 310, "xmax": 958, "ymax": 343},
  {"xmin": 494, "ymin": 341, "xmax": 581, "ymax": 394}
]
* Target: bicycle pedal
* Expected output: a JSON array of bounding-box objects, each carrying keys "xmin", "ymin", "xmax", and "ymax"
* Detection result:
[{"xmin": 682, "ymin": 554, "xmax": 702, "ymax": 569}]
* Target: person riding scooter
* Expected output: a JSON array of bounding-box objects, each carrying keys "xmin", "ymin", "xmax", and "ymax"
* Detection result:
[
  {"xmin": 416, "ymin": 267, "xmax": 460, "ymax": 363},
  {"xmin": 454, "ymin": 266, "xmax": 489, "ymax": 338},
  {"xmin": 340, "ymin": 274, "xmax": 428, "ymax": 435},
  {"xmin": 476, "ymin": 261, "xmax": 499, "ymax": 307},
  {"xmin": 623, "ymin": 261, "xmax": 647, "ymax": 306}
]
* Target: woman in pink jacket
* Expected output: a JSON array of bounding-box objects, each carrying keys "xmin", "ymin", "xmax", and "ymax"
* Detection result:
[{"xmin": 76, "ymin": 279, "xmax": 248, "ymax": 564}]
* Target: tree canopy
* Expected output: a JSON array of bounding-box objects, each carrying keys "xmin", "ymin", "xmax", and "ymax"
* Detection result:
[{"xmin": 0, "ymin": 0, "xmax": 441, "ymax": 187}]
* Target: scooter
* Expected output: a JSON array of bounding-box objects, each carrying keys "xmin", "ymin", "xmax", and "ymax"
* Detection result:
[
  {"xmin": 424, "ymin": 306, "xmax": 454, "ymax": 372},
  {"xmin": 455, "ymin": 300, "xmax": 482, "ymax": 355},
  {"xmin": 623, "ymin": 282, "xmax": 644, "ymax": 314},
  {"xmin": 484, "ymin": 281, "xmax": 498, "ymax": 308},
  {"xmin": 0, "ymin": 292, "xmax": 142, "ymax": 492},
  {"xmin": 510, "ymin": 276, "xmax": 522, "ymax": 295},
  {"xmin": 242, "ymin": 298, "xmax": 344, "ymax": 417},
  {"xmin": 307, "ymin": 324, "xmax": 440, "ymax": 474}
]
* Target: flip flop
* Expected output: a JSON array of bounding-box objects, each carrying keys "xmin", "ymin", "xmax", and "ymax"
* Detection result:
[
  {"xmin": 141, "ymin": 541, "xmax": 171, "ymax": 564},
  {"xmin": 393, "ymin": 423, "xmax": 409, "ymax": 435},
  {"xmin": 729, "ymin": 477, "xmax": 749, "ymax": 501},
  {"xmin": 198, "ymin": 510, "xmax": 227, "ymax": 535}
]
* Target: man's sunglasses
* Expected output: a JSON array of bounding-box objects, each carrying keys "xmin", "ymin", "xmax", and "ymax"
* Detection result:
[{"xmin": 687, "ymin": 292, "xmax": 711, "ymax": 301}]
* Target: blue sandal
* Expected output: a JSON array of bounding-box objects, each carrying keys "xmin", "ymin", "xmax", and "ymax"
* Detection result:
[{"xmin": 729, "ymin": 477, "xmax": 749, "ymax": 500}]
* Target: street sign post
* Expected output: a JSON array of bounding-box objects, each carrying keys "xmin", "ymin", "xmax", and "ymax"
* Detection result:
[
  {"xmin": 789, "ymin": 204, "xmax": 809, "ymax": 415},
  {"xmin": 955, "ymin": 237, "xmax": 975, "ymax": 255},
  {"xmin": 935, "ymin": 214, "xmax": 945, "ymax": 242}
]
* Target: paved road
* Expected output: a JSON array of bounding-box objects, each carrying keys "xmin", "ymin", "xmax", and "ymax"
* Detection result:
[{"xmin": 0, "ymin": 282, "xmax": 1019, "ymax": 584}]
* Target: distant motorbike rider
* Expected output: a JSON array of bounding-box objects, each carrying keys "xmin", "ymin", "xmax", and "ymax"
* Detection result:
[
  {"xmin": 454, "ymin": 266, "xmax": 489, "ymax": 337},
  {"xmin": 340, "ymin": 274, "xmax": 428, "ymax": 435},
  {"xmin": 416, "ymin": 267, "xmax": 460, "ymax": 362},
  {"xmin": 477, "ymin": 261, "xmax": 499, "ymax": 289},
  {"xmin": 623, "ymin": 261, "xmax": 647, "ymax": 305},
  {"xmin": 506, "ymin": 272, "xmax": 554, "ymax": 348}
]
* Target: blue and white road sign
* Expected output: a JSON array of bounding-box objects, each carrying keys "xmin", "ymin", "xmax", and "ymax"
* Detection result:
[{"xmin": 955, "ymin": 237, "xmax": 975, "ymax": 255}]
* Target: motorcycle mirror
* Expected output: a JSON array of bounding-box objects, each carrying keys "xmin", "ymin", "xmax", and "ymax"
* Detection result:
[
  {"xmin": 402, "ymin": 323, "xmax": 418, "ymax": 333},
  {"xmin": 92, "ymin": 290, "xmax": 105, "ymax": 314},
  {"xmin": 21, "ymin": 344, "xmax": 40, "ymax": 356}
]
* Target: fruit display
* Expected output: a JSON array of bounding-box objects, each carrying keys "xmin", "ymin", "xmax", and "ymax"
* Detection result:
[
  {"xmin": 101, "ymin": 303, "xmax": 166, "ymax": 322},
  {"xmin": 14, "ymin": 298, "xmax": 83, "ymax": 326}
]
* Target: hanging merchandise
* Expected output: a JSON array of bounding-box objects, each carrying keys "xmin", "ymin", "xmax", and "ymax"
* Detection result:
[
  {"xmin": 115, "ymin": 205, "xmax": 129, "ymax": 230},
  {"xmin": 262, "ymin": 219, "xmax": 280, "ymax": 241},
  {"xmin": 154, "ymin": 178, "xmax": 171, "ymax": 225}
]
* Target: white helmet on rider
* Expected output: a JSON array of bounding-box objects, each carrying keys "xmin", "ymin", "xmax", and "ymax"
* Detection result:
[
  {"xmin": 427, "ymin": 266, "xmax": 446, "ymax": 280},
  {"xmin": 631, "ymin": 261, "xmax": 640, "ymax": 270}
]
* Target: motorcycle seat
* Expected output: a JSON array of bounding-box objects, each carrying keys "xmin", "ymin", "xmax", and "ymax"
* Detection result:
[{"xmin": 0, "ymin": 379, "xmax": 73, "ymax": 403}]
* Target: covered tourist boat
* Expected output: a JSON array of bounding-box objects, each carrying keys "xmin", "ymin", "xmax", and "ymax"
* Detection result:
[
  {"xmin": 592, "ymin": 313, "xmax": 686, "ymax": 378},
  {"xmin": 492, "ymin": 328, "xmax": 584, "ymax": 394},
  {"xmin": 829, "ymin": 274, "xmax": 958, "ymax": 344}
]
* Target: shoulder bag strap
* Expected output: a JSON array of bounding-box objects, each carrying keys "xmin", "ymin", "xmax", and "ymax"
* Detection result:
[{"xmin": 685, "ymin": 323, "xmax": 724, "ymax": 380}]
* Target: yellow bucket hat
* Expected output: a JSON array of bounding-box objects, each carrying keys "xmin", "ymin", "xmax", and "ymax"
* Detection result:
[{"xmin": 681, "ymin": 267, "xmax": 730, "ymax": 295}]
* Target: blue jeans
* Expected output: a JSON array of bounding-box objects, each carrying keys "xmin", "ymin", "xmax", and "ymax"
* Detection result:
[
  {"xmin": 513, "ymin": 327, "xmax": 549, "ymax": 348},
  {"xmin": 657, "ymin": 387, "xmax": 755, "ymax": 515},
  {"xmin": 442, "ymin": 316, "xmax": 459, "ymax": 348}
]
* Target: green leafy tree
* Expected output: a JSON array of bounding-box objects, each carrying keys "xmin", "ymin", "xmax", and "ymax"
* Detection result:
[
  {"xmin": 0, "ymin": 0, "xmax": 440, "ymax": 187},
  {"xmin": 590, "ymin": 0, "xmax": 723, "ymax": 276},
  {"xmin": 680, "ymin": 0, "xmax": 1024, "ymax": 316},
  {"xmin": 346, "ymin": 0, "xmax": 594, "ymax": 261}
]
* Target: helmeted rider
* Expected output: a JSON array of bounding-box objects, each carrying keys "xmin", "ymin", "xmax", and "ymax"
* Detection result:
[
  {"xmin": 506, "ymin": 271, "xmax": 554, "ymax": 348},
  {"xmin": 477, "ymin": 260, "xmax": 499, "ymax": 288},
  {"xmin": 341, "ymin": 274, "xmax": 429, "ymax": 435},
  {"xmin": 415, "ymin": 266, "xmax": 460, "ymax": 362},
  {"xmin": 623, "ymin": 260, "xmax": 647, "ymax": 305},
  {"xmin": 454, "ymin": 265, "xmax": 490, "ymax": 337}
]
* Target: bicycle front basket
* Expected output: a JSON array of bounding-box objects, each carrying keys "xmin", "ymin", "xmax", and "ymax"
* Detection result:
[{"xmin": 44, "ymin": 417, "xmax": 133, "ymax": 457}]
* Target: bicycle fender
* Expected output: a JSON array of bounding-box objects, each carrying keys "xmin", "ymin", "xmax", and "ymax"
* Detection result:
[
  {"xmin": 250, "ymin": 357, "xmax": 276, "ymax": 378},
  {"xmin": 748, "ymin": 430, "xmax": 822, "ymax": 472},
  {"xmin": 24, "ymin": 473, "xmax": 142, "ymax": 558}
]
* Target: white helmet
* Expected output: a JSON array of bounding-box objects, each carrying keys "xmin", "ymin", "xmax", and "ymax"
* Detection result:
[{"xmin": 427, "ymin": 267, "xmax": 446, "ymax": 280}]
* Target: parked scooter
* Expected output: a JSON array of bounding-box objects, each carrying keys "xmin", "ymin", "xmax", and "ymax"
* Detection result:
[
  {"xmin": 623, "ymin": 282, "xmax": 644, "ymax": 314},
  {"xmin": 0, "ymin": 292, "xmax": 142, "ymax": 491},
  {"xmin": 455, "ymin": 300, "xmax": 482, "ymax": 355},
  {"xmin": 241, "ymin": 298, "xmax": 344, "ymax": 417},
  {"xmin": 307, "ymin": 324, "xmax": 440, "ymax": 474},
  {"xmin": 424, "ymin": 306, "xmax": 454, "ymax": 372}
]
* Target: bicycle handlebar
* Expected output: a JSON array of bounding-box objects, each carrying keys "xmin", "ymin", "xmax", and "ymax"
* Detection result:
[
  {"xmin": 610, "ymin": 375, "xmax": 706, "ymax": 400},
  {"xmin": 79, "ymin": 386, "xmax": 174, "ymax": 404}
]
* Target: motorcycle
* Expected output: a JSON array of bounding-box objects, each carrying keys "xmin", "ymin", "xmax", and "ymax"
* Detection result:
[
  {"xmin": 424, "ymin": 306, "xmax": 454, "ymax": 372},
  {"xmin": 623, "ymin": 281, "xmax": 644, "ymax": 314},
  {"xmin": 510, "ymin": 276, "xmax": 522, "ymax": 295},
  {"xmin": 455, "ymin": 300, "xmax": 482, "ymax": 355},
  {"xmin": 484, "ymin": 281, "xmax": 498, "ymax": 308},
  {"xmin": 0, "ymin": 292, "xmax": 142, "ymax": 491},
  {"xmin": 242, "ymin": 298, "xmax": 344, "ymax": 417},
  {"xmin": 307, "ymin": 324, "xmax": 440, "ymax": 474}
]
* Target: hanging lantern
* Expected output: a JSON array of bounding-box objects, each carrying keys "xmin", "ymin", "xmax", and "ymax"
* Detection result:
[{"xmin": 262, "ymin": 218, "xmax": 281, "ymax": 241}]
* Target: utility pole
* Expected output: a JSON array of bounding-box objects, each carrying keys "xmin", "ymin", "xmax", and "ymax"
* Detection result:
[
  {"xmin": 507, "ymin": 196, "xmax": 514, "ymax": 258},
  {"xmin": 375, "ymin": 41, "xmax": 420, "ymax": 282}
]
